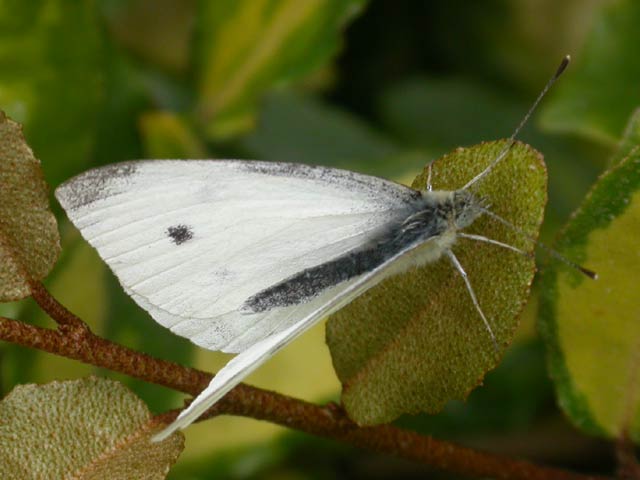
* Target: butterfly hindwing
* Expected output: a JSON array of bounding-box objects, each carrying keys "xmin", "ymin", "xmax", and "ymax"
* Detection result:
[{"xmin": 151, "ymin": 236, "xmax": 439, "ymax": 441}]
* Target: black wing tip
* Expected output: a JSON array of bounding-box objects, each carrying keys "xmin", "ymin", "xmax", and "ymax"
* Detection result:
[{"xmin": 55, "ymin": 162, "xmax": 140, "ymax": 211}]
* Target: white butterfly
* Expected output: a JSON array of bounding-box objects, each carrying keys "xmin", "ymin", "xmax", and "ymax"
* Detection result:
[{"xmin": 55, "ymin": 57, "xmax": 573, "ymax": 442}]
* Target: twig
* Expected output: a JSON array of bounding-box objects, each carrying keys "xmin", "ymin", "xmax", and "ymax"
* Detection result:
[
  {"xmin": 28, "ymin": 280, "xmax": 87, "ymax": 331},
  {"xmin": 0, "ymin": 283, "xmax": 612, "ymax": 480}
]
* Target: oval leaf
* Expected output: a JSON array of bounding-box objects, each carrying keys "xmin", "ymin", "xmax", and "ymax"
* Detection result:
[
  {"xmin": 195, "ymin": 0, "xmax": 366, "ymax": 139},
  {"xmin": 0, "ymin": 377, "xmax": 184, "ymax": 479},
  {"xmin": 326, "ymin": 141, "xmax": 546, "ymax": 425},
  {"xmin": 539, "ymin": 143, "xmax": 640, "ymax": 442},
  {"xmin": 0, "ymin": 111, "xmax": 60, "ymax": 301}
]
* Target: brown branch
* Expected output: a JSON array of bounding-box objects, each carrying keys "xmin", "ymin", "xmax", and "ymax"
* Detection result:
[
  {"xmin": 0, "ymin": 285, "xmax": 611, "ymax": 480},
  {"xmin": 28, "ymin": 280, "xmax": 86, "ymax": 330}
]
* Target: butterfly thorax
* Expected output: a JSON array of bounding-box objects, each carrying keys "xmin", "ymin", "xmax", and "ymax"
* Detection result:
[{"xmin": 410, "ymin": 189, "xmax": 483, "ymax": 233}]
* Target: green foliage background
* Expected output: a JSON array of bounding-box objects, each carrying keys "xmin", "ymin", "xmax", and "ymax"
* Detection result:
[{"xmin": 1, "ymin": 0, "xmax": 637, "ymax": 477}]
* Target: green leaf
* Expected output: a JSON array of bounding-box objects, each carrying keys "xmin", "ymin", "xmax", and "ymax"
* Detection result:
[
  {"xmin": 539, "ymin": 142, "xmax": 640, "ymax": 441},
  {"xmin": 539, "ymin": 0, "xmax": 640, "ymax": 145},
  {"xmin": 326, "ymin": 141, "xmax": 546, "ymax": 425},
  {"xmin": 379, "ymin": 77, "xmax": 526, "ymax": 154},
  {"xmin": 0, "ymin": 112, "xmax": 60, "ymax": 301},
  {"xmin": 0, "ymin": 0, "xmax": 105, "ymax": 186},
  {"xmin": 242, "ymin": 91, "xmax": 398, "ymax": 164},
  {"xmin": 0, "ymin": 377, "xmax": 183, "ymax": 479},
  {"xmin": 240, "ymin": 91, "xmax": 428, "ymax": 178},
  {"xmin": 195, "ymin": 0, "xmax": 366, "ymax": 139},
  {"xmin": 395, "ymin": 339, "xmax": 554, "ymax": 436}
]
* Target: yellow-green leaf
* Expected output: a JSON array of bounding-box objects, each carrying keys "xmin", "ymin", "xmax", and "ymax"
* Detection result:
[
  {"xmin": 539, "ymin": 142, "xmax": 640, "ymax": 442},
  {"xmin": 0, "ymin": 377, "xmax": 184, "ymax": 479},
  {"xmin": 326, "ymin": 141, "xmax": 546, "ymax": 425},
  {"xmin": 0, "ymin": 111, "xmax": 60, "ymax": 301},
  {"xmin": 195, "ymin": 0, "xmax": 366, "ymax": 139}
]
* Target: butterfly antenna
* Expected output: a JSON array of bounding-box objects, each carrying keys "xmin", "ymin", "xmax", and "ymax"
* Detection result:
[
  {"xmin": 479, "ymin": 207, "xmax": 597, "ymax": 280},
  {"xmin": 462, "ymin": 55, "xmax": 571, "ymax": 191}
]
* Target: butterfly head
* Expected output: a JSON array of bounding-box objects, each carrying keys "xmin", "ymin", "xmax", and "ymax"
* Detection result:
[{"xmin": 451, "ymin": 190, "xmax": 484, "ymax": 230}]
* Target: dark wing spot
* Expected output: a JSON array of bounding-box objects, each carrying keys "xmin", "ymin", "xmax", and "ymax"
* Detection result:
[{"xmin": 167, "ymin": 224, "xmax": 194, "ymax": 245}]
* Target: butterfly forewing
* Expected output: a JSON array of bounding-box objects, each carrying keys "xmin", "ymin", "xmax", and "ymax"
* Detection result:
[{"xmin": 55, "ymin": 160, "xmax": 419, "ymax": 353}]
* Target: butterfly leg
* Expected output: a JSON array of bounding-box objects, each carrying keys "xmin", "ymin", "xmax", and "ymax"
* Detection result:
[
  {"xmin": 445, "ymin": 249, "xmax": 498, "ymax": 352},
  {"xmin": 458, "ymin": 232, "xmax": 532, "ymax": 257},
  {"xmin": 479, "ymin": 207, "xmax": 597, "ymax": 279},
  {"xmin": 426, "ymin": 163, "xmax": 433, "ymax": 191}
]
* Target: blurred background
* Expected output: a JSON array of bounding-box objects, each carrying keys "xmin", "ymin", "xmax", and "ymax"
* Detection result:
[{"xmin": 1, "ymin": 0, "xmax": 638, "ymax": 477}]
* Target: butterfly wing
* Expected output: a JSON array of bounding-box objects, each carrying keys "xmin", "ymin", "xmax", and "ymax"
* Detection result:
[
  {"xmin": 55, "ymin": 160, "xmax": 419, "ymax": 353},
  {"xmin": 151, "ymin": 237, "xmax": 434, "ymax": 441}
]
